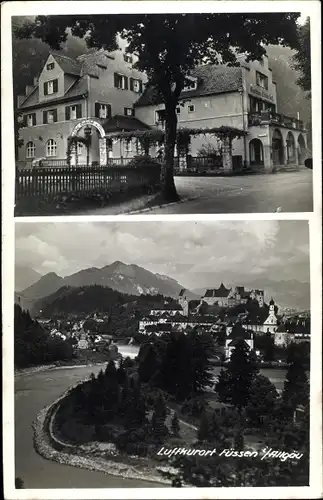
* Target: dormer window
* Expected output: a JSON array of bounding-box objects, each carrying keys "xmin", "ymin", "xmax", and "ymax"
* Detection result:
[
  {"xmin": 183, "ymin": 77, "xmax": 198, "ymax": 92},
  {"xmin": 46, "ymin": 62, "xmax": 55, "ymax": 70},
  {"xmin": 123, "ymin": 54, "xmax": 133, "ymax": 64},
  {"xmin": 44, "ymin": 79, "xmax": 58, "ymax": 96}
]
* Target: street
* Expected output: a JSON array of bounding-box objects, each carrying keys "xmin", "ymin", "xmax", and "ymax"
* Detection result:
[{"xmin": 147, "ymin": 168, "xmax": 313, "ymax": 214}]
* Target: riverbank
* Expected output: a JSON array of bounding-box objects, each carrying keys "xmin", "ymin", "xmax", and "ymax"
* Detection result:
[{"xmin": 33, "ymin": 378, "xmax": 172, "ymax": 486}]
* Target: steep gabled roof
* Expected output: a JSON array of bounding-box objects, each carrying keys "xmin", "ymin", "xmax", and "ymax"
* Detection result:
[
  {"xmin": 19, "ymin": 76, "xmax": 89, "ymax": 110},
  {"xmin": 51, "ymin": 53, "xmax": 82, "ymax": 76},
  {"xmin": 135, "ymin": 64, "xmax": 243, "ymax": 107}
]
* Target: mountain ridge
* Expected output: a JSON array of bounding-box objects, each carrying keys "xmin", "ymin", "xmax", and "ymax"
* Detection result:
[{"xmin": 16, "ymin": 261, "xmax": 198, "ymax": 309}]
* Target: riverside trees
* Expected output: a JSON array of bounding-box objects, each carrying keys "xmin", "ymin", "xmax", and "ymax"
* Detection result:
[
  {"xmin": 16, "ymin": 13, "xmax": 300, "ymax": 201},
  {"xmin": 14, "ymin": 303, "xmax": 74, "ymax": 367}
]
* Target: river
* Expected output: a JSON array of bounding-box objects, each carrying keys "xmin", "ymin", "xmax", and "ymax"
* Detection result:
[{"xmin": 14, "ymin": 344, "xmax": 287, "ymax": 488}]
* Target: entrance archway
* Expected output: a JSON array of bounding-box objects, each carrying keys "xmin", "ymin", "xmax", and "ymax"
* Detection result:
[
  {"xmin": 286, "ymin": 131, "xmax": 296, "ymax": 164},
  {"xmin": 272, "ymin": 129, "xmax": 284, "ymax": 166},
  {"xmin": 71, "ymin": 119, "xmax": 107, "ymax": 166},
  {"xmin": 249, "ymin": 138, "xmax": 264, "ymax": 166},
  {"xmin": 297, "ymin": 134, "xmax": 306, "ymax": 165}
]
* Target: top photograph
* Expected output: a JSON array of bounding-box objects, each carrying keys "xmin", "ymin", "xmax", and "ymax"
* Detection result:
[{"xmin": 13, "ymin": 12, "xmax": 313, "ymax": 216}]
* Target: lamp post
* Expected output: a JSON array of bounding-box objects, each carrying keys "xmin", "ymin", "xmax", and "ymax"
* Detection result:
[{"xmin": 84, "ymin": 125, "xmax": 92, "ymax": 167}]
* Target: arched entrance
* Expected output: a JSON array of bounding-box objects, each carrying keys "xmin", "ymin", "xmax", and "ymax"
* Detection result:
[
  {"xmin": 272, "ymin": 129, "xmax": 284, "ymax": 166},
  {"xmin": 286, "ymin": 131, "xmax": 296, "ymax": 164},
  {"xmin": 71, "ymin": 119, "xmax": 107, "ymax": 166},
  {"xmin": 297, "ymin": 134, "xmax": 307, "ymax": 165},
  {"xmin": 249, "ymin": 138, "xmax": 264, "ymax": 166}
]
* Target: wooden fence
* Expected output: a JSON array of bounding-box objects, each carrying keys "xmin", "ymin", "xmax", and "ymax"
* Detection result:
[{"xmin": 15, "ymin": 164, "xmax": 161, "ymax": 201}]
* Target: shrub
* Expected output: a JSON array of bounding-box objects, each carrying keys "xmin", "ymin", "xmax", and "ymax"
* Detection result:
[{"xmin": 127, "ymin": 155, "xmax": 161, "ymax": 168}]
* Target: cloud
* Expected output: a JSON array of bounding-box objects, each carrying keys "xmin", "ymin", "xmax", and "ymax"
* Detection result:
[{"xmin": 15, "ymin": 220, "xmax": 309, "ymax": 288}]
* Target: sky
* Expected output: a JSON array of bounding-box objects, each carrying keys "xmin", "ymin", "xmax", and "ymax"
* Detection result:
[{"xmin": 15, "ymin": 220, "xmax": 310, "ymax": 289}]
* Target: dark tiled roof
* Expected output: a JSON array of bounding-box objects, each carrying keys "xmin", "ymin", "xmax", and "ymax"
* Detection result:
[
  {"xmin": 103, "ymin": 115, "xmax": 151, "ymax": 132},
  {"xmin": 19, "ymin": 76, "xmax": 88, "ymax": 109},
  {"xmin": 204, "ymin": 283, "xmax": 231, "ymax": 298},
  {"xmin": 52, "ymin": 53, "xmax": 82, "ymax": 76},
  {"xmin": 135, "ymin": 64, "xmax": 243, "ymax": 107}
]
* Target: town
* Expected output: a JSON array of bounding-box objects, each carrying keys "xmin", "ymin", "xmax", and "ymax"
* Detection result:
[
  {"xmin": 17, "ymin": 282, "xmax": 310, "ymax": 368},
  {"xmin": 14, "ymin": 280, "xmax": 310, "ymax": 487}
]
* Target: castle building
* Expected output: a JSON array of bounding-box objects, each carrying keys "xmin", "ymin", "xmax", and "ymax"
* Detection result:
[
  {"xmin": 135, "ymin": 55, "xmax": 308, "ymax": 171},
  {"xmin": 202, "ymin": 284, "xmax": 264, "ymax": 308},
  {"xmin": 16, "ymin": 40, "xmax": 149, "ymax": 167}
]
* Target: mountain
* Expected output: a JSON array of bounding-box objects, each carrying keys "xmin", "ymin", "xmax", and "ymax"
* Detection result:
[
  {"xmin": 17, "ymin": 261, "xmax": 197, "ymax": 309},
  {"xmin": 15, "ymin": 265, "xmax": 42, "ymax": 292}
]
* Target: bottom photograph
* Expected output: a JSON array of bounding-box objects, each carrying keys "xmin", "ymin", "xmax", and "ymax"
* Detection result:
[{"xmin": 14, "ymin": 220, "xmax": 310, "ymax": 489}]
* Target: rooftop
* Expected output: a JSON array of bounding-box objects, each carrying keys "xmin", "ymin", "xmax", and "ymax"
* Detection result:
[
  {"xmin": 135, "ymin": 64, "xmax": 243, "ymax": 107},
  {"xmin": 204, "ymin": 283, "xmax": 232, "ymax": 298}
]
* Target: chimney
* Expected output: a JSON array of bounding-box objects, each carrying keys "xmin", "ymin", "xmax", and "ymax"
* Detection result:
[
  {"xmin": 25, "ymin": 85, "xmax": 34, "ymax": 96},
  {"xmin": 17, "ymin": 95, "xmax": 25, "ymax": 107}
]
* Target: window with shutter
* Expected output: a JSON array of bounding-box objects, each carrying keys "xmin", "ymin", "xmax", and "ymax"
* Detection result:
[
  {"xmin": 44, "ymin": 82, "xmax": 48, "ymax": 95},
  {"xmin": 32, "ymin": 113, "xmax": 36, "ymax": 126},
  {"xmin": 70, "ymin": 106, "xmax": 77, "ymax": 120},
  {"xmin": 27, "ymin": 114, "xmax": 33, "ymax": 127},
  {"xmin": 53, "ymin": 109, "xmax": 57, "ymax": 122},
  {"xmin": 47, "ymin": 81, "xmax": 54, "ymax": 95},
  {"xmin": 76, "ymin": 104, "xmax": 82, "ymax": 119},
  {"xmin": 124, "ymin": 76, "xmax": 129, "ymax": 90},
  {"xmin": 43, "ymin": 111, "xmax": 47, "ymax": 124},
  {"xmin": 114, "ymin": 73, "xmax": 119, "ymax": 88},
  {"xmin": 133, "ymin": 79, "xmax": 140, "ymax": 92},
  {"xmin": 53, "ymin": 79, "xmax": 58, "ymax": 93},
  {"xmin": 129, "ymin": 78, "xmax": 134, "ymax": 91},
  {"xmin": 65, "ymin": 106, "xmax": 70, "ymax": 121},
  {"xmin": 95, "ymin": 102, "xmax": 100, "ymax": 117}
]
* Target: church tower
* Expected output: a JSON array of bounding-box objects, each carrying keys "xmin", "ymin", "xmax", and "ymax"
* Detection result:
[
  {"xmin": 263, "ymin": 298, "xmax": 277, "ymax": 333},
  {"xmin": 178, "ymin": 289, "xmax": 189, "ymax": 316}
]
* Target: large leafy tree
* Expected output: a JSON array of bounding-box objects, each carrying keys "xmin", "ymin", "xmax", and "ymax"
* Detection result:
[
  {"xmin": 15, "ymin": 13, "xmax": 300, "ymax": 200},
  {"xmin": 293, "ymin": 17, "xmax": 311, "ymax": 97}
]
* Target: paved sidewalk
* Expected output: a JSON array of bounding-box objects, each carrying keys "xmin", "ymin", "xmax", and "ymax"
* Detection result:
[{"xmin": 64, "ymin": 168, "xmax": 313, "ymax": 215}]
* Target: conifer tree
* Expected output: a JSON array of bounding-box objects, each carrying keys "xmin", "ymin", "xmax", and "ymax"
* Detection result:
[
  {"xmin": 282, "ymin": 359, "xmax": 309, "ymax": 416},
  {"xmin": 197, "ymin": 410, "xmax": 211, "ymax": 442},
  {"xmin": 215, "ymin": 339, "xmax": 258, "ymax": 413},
  {"xmin": 171, "ymin": 411, "xmax": 180, "ymax": 437}
]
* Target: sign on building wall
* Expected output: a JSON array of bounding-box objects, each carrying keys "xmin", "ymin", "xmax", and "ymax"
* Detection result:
[{"xmin": 249, "ymin": 84, "xmax": 274, "ymax": 102}]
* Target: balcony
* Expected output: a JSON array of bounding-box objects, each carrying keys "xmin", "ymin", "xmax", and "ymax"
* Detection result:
[{"xmin": 248, "ymin": 111, "xmax": 305, "ymax": 131}]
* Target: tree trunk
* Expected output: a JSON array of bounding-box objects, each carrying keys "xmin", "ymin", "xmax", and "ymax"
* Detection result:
[{"xmin": 161, "ymin": 105, "xmax": 179, "ymax": 202}]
